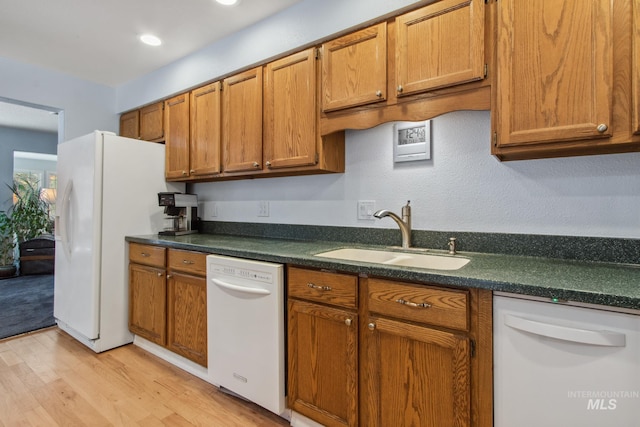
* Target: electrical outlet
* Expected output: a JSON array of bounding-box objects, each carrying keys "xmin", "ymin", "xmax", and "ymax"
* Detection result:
[
  {"xmin": 258, "ymin": 200, "xmax": 270, "ymax": 217},
  {"xmin": 357, "ymin": 200, "xmax": 376, "ymax": 220},
  {"xmin": 210, "ymin": 202, "xmax": 218, "ymax": 218}
]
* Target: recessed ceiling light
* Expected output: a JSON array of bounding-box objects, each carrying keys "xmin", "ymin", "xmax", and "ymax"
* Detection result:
[
  {"xmin": 140, "ymin": 34, "xmax": 162, "ymax": 47},
  {"xmin": 216, "ymin": 0, "xmax": 239, "ymax": 5}
]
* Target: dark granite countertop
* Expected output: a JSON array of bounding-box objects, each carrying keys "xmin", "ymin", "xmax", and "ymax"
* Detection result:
[{"xmin": 126, "ymin": 233, "xmax": 640, "ymax": 311}]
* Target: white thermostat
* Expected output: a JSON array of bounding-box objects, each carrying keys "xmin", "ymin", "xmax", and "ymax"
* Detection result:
[{"xmin": 393, "ymin": 120, "xmax": 431, "ymax": 163}]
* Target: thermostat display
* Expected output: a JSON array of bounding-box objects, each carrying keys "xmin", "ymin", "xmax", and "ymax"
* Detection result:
[{"xmin": 393, "ymin": 121, "xmax": 431, "ymax": 163}]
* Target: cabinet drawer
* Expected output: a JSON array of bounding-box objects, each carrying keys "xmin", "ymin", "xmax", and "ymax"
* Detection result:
[
  {"xmin": 168, "ymin": 249, "xmax": 207, "ymax": 276},
  {"xmin": 367, "ymin": 278, "xmax": 469, "ymax": 331},
  {"xmin": 129, "ymin": 243, "xmax": 166, "ymax": 268},
  {"xmin": 288, "ymin": 266, "xmax": 357, "ymax": 309}
]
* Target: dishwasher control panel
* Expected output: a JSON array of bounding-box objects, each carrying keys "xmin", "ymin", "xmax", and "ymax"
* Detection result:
[{"xmin": 208, "ymin": 264, "xmax": 274, "ymax": 284}]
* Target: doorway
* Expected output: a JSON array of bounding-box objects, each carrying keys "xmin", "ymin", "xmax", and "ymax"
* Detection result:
[{"xmin": 0, "ymin": 99, "xmax": 60, "ymax": 340}]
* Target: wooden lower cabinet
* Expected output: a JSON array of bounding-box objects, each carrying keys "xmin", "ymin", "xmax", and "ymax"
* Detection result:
[
  {"xmin": 287, "ymin": 267, "xmax": 492, "ymax": 427},
  {"xmin": 128, "ymin": 243, "xmax": 207, "ymax": 367},
  {"xmin": 362, "ymin": 316, "xmax": 470, "ymax": 426},
  {"xmin": 287, "ymin": 266, "xmax": 359, "ymax": 427},
  {"xmin": 167, "ymin": 271, "xmax": 207, "ymax": 366},
  {"xmin": 288, "ymin": 299, "xmax": 358, "ymax": 427},
  {"xmin": 128, "ymin": 262, "xmax": 166, "ymax": 346}
]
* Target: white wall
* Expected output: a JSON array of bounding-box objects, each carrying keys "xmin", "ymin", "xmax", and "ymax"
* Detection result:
[
  {"xmin": 193, "ymin": 111, "xmax": 640, "ymax": 239},
  {"xmin": 0, "ymin": 57, "xmax": 117, "ymax": 141}
]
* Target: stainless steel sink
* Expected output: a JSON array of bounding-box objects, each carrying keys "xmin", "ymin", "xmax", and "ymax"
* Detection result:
[{"xmin": 315, "ymin": 248, "xmax": 470, "ymax": 270}]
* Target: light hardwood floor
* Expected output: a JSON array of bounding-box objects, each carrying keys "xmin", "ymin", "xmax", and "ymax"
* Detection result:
[{"xmin": 0, "ymin": 327, "xmax": 290, "ymax": 426}]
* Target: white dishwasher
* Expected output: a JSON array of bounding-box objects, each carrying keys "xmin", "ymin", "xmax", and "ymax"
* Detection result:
[
  {"xmin": 206, "ymin": 254, "xmax": 286, "ymax": 417},
  {"xmin": 494, "ymin": 292, "xmax": 640, "ymax": 427}
]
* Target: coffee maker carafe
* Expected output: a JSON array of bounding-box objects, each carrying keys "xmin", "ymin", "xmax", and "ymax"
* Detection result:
[{"xmin": 158, "ymin": 192, "xmax": 198, "ymax": 236}]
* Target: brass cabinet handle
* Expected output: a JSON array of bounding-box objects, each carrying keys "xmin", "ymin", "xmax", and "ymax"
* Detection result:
[
  {"xmin": 182, "ymin": 259, "xmax": 195, "ymax": 265},
  {"xmin": 307, "ymin": 282, "xmax": 332, "ymax": 291},
  {"xmin": 157, "ymin": 272, "xmax": 163, "ymax": 277},
  {"xmin": 375, "ymin": 90, "xmax": 382, "ymax": 97},
  {"xmin": 189, "ymin": 169, "xmax": 195, "ymax": 174},
  {"xmin": 167, "ymin": 274, "xmax": 173, "ymax": 279},
  {"xmin": 182, "ymin": 170, "xmax": 188, "ymax": 176},
  {"xmin": 265, "ymin": 161, "xmax": 272, "ymax": 168},
  {"xmin": 253, "ymin": 162, "xmax": 260, "ymax": 168},
  {"xmin": 597, "ymin": 124, "xmax": 608, "ymax": 133},
  {"xmin": 397, "ymin": 85, "xmax": 403, "ymax": 93},
  {"xmin": 396, "ymin": 298, "xmax": 431, "ymax": 309},
  {"xmin": 140, "ymin": 252, "xmax": 150, "ymax": 257},
  {"xmin": 368, "ymin": 322, "xmax": 376, "ymax": 331},
  {"xmin": 345, "ymin": 318, "xmax": 352, "ymax": 326}
]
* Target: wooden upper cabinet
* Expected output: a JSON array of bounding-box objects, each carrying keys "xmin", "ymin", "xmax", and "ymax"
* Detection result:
[
  {"xmin": 139, "ymin": 102, "xmax": 164, "ymax": 142},
  {"xmin": 321, "ymin": 23, "xmax": 387, "ymax": 112},
  {"xmin": 222, "ymin": 67, "xmax": 263, "ymax": 173},
  {"xmin": 164, "ymin": 93, "xmax": 190, "ymax": 180},
  {"xmin": 190, "ymin": 82, "xmax": 222, "ymax": 177},
  {"xmin": 264, "ymin": 48, "xmax": 318, "ymax": 170},
  {"xmin": 120, "ymin": 110, "xmax": 139, "ymax": 139},
  {"xmin": 495, "ymin": 0, "xmax": 613, "ymax": 149},
  {"xmin": 395, "ymin": 0, "xmax": 485, "ymax": 98}
]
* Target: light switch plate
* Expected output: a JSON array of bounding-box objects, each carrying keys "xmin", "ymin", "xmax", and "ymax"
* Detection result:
[
  {"xmin": 202, "ymin": 201, "xmax": 218, "ymax": 218},
  {"xmin": 357, "ymin": 200, "xmax": 376, "ymax": 220}
]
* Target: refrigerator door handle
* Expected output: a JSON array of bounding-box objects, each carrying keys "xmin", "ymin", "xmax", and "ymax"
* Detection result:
[{"xmin": 57, "ymin": 180, "xmax": 74, "ymax": 257}]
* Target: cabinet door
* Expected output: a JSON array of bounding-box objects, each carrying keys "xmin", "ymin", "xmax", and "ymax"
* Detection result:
[
  {"xmin": 167, "ymin": 272, "xmax": 207, "ymax": 366},
  {"xmin": 264, "ymin": 49, "xmax": 318, "ymax": 170},
  {"xmin": 363, "ymin": 316, "xmax": 471, "ymax": 427},
  {"xmin": 495, "ymin": 0, "xmax": 613, "ymax": 148},
  {"xmin": 288, "ymin": 299, "xmax": 358, "ymax": 427},
  {"xmin": 222, "ymin": 67, "xmax": 263, "ymax": 173},
  {"xmin": 120, "ymin": 110, "xmax": 139, "ymax": 139},
  {"xmin": 164, "ymin": 93, "xmax": 190, "ymax": 180},
  {"xmin": 129, "ymin": 263, "xmax": 166, "ymax": 345},
  {"xmin": 190, "ymin": 82, "xmax": 222, "ymax": 177},
  {"xmin": 321, "ymin": 23, "xmax": 387, "ymax": 112},
  {"xmin": 139, "ymin": 102, "xmax": 164, "ymax": 142},
  {"xmin": 395, "ymin": 0, "xmax": 484, "ymax": 97}
]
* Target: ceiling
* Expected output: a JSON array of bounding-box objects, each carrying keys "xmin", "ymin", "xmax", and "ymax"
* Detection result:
[{"xmin": 0, "ymin": 0, "xmax": 301, "ymax": 133}]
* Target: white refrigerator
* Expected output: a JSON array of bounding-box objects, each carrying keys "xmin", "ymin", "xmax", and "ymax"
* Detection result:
[{"xmin": 54, "ymin": 131, "xmax": 183, "ymax": 352}]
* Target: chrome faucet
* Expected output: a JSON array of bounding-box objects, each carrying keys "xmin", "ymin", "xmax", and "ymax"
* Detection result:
[{"xmin": 374, "ymin": 200, "xmax": 412, "ymax": 249}]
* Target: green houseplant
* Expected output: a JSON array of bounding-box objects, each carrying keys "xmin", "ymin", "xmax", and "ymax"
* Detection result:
[
  {"xmin": 8, "ymin": 178, "xmax": 53, "ymax": 244},
  {"xmin": 0, "ymin": 211, "xmax": 17, "ymax": 277}
]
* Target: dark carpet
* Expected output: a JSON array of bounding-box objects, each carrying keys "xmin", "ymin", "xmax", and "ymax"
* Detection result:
[{"xmin": 0, "ymin": 274, "xmax": 55, "ymax": 340}]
